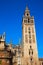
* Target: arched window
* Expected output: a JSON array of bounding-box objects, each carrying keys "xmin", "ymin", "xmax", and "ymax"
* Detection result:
[
  {"xmin": 29, "ymin": 46, "xmax": 33, "ymax": 55},
  {"xmin": 28, "ymin": 19, "xmax": 30, "ymax": 23},
  {"xmin": 30, "ymin": 46, "xmax": 32, "ymax": 49},
  {"xmin": 24, "ymin": 20, "xmax": 27, "ymax": 23},
  {"xmin": 27, "ymin": 13, "xmax": 29, "ymax": 16},
  {"xmin": 30, "ymin": 57, "xmax": 33, "ymax": 63}
]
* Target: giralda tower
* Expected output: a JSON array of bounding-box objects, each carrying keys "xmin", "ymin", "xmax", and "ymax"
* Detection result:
[{"xmin": 22, "ymin": 7, "xmax": 39, "ymax": 65}]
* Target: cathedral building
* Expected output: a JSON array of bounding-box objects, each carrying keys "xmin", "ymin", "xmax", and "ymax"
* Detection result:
[{"xmin": 0, "ymin": 6, "xmax": 43, "ymax": 65}]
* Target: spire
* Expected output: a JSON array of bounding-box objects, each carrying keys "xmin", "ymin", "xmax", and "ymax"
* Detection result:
[
  {"xmin": 26, "ymin": 6, "xmax": 29, "ymax": 11},
  {"xmin": 3, "ymin": 32, "xmax": 6, "ymax": 40},
  {"xmin": 24, "ymin": 6, "xmax": 30, "ymax": 17},
  {"xmin": 25, "ymin": 6, "xmax": 29, "ymax": 12},
  {"xmin": 0, "ymin": 32, "xmax": 6, "ymax": 42},
  {"xmin": 9, "ymin": 39, "xmax": 12, "ymax": 47},
  {"xmin": 10, "ymin": 39, "xmax": 12, "ymax": 44}
]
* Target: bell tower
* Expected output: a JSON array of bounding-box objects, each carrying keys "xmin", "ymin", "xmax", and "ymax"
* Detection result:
[{"xmin": 22, "ymin": 6, "xmax": 39, "ymax": 65}]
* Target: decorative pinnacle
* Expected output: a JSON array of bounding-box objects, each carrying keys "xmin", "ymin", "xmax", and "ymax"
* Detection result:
[
  {"xmin": 26, "ymin": 6, "xmax": 29, "ymax": 10},
  {"xmin": 3, "ymin": 32, "xmax": 6, "ymax": 40},
  {"xmin": 10, "ymin": 39, "xmax": 12, "ymax": 44},
  {"xmin": 25, "ymin": 6, "xmax": 30, "ymax": 14}
]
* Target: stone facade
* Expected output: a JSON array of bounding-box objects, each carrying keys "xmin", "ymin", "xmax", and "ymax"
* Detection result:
[{"xmin": 0, "ymin": 6, "xmax": 43, "ymax": 65}]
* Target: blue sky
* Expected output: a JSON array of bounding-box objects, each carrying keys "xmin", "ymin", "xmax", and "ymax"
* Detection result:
[{"xmin": 0, "ymin": 0, "xmax": 43, "ymax": 58}]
